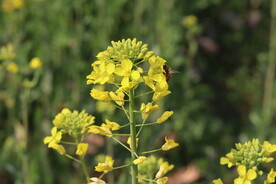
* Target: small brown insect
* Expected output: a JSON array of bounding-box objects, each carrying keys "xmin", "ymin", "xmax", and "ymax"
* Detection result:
[{"xmin": 163, "ymin": 65, "xmax": 179, "ymax": 81}]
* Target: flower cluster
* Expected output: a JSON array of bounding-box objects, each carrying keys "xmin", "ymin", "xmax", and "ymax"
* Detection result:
[
  {"xmin": 137, "ymin": 155, "xmax": 174, "ymax": 184},
  {"xmin": 44, "ymin": 108, "xmax": 95, "ymax": 157},
  {"xmin": 1, "ymin": 0, "xmax": 24, "ymax": 12},
  {"xmin": 53, "ymin": 108, "xmax": 95, "ymax": 136},
  {"xmin": 86, "ymin": 38, "xmax": 170, "ymax": 102},
  {"xmin": 213, "ymin": 138, "xmax": 276, "ymax": 184}
]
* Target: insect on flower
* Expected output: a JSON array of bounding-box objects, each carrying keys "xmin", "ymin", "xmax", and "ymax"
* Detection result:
[{"xmin": 163, "ymin": 65, "xmax": 179, "ymax": 81}]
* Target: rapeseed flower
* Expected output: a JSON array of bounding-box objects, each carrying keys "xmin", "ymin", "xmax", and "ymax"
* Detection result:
[
  {"xmin": 156, "ymin": 177, "xmax": 168, "ymax": 184},
  {"xmin": 53, "ymin": 108, "xmax": 95, "ymax": 136},
  {"xmin": 6, "ymin": 62, "xmax": 19, "ymax": 73},
  {"xmin": 234, "ymin": 165, "xmax": 257, "ymax": 184},
  {"xmin": 88, "ymin": 177, "xmax": 106, "ymax": 184},
  {"xmin": 87, "ymin": 38, "xmax": 171, "ymax": 101},
  {"xmin": 109, "ymin": 91, "xmax": 125, "ymax": 106},
  {"xmin": 161, "ymin": 137, "xmax": 179, "ymax": 151},
  {"xmin": 1, "ymin": 0, "xmax": 24, "ymax": 12},
  {"xmin": 182, "ymin": 15, "xmax": 197, "ymax": 28},
  {"xmin": 133, "ymin": 156, "xmax": 147, "ymax": 165},
  {"xmin": 90, "ymin": 89, "xmax": 112, "ymax": 102},
  {"xmin": 43, "ymin": 127, "xmax": 65, "ymax": 155},
  {"xmin": 29, "ymin": 57, "xmax": 42, "ymax": 69},
  {"xmin": 155, "ymin": 162, "xmax": 174, "ymax": 178},
  {"xmin": 76, "ymin": 143, "xmax": 89, "ymax": 157},
  {"xmin": 264, "ymin": 169, "xmax": 276, "ymax": 184},
  {"xmin": 95, "ymin": 156, "xmax": 114, "ymax": 173},
  {"xmin": 213, "ymin": 178, "xmax": 224, "ymax": 184},
  {"xmin": 140, "ymin": 102, "xmax": 159, "ymax": 120},
  {"xmin": 156, "ymin": 111, "xmax": 174, "ymax": 124},
  {"xmin": 220, "ymin": 139, "xmax": 276, "ymax": 171},
  {"xmin": 89, "ymin": 119, "xmax": 120, "ymax": 138}
]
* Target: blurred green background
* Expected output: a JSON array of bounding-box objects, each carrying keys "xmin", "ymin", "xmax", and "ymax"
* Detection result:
[{"xmin": 1, "ymin": 0, "xmax": 276, "ymax": 183}]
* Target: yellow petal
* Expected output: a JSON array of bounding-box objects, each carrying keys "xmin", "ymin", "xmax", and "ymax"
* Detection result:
[{"xmin": 157, "ymin": 111, "xmax": 174, "ymax": 124}]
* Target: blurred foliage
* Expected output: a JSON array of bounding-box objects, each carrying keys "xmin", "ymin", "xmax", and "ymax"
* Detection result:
[{"xmin": 0, "ymin": 0, "xmax": 276, "ymax": 183}]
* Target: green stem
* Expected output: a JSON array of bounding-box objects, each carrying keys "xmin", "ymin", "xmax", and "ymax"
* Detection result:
[
  {"xmin": 140, "ymin": 148, "xmax": 162, "ymax": 155},
  {"xmin": 22, "ymin": 87, "xmax": 30, "ymax": 184},
  {"xmin": 129, "ymin": 89, "xmax": 138, "ymax": 184},
  {"xmin": 64, "ymin": 154, "xmax": 81, "ymax": 163},
  {"xmin": 136, "ymin": 119, "xmax": 146, "ymax": 137},
  {"xmin": 113, "ymin": 163, "xmax": 133, "ymax": 170},
  {"xmin": 263, "ymin": 0, "xmax": 276, "ymax": 131},
  {"xmin": 136, "ymin": 122, "xmax": 157, "ymax": 127},
  {"xmin": 111, "ymin": 137, "xmax": 136, "ymax": 155},
  {"xmin": 80, "ymin": 157, "xmax": 90, "ymax": 183}
]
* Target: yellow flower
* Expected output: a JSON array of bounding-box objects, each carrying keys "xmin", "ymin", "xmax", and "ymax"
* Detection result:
[
  {"xmin": 161, "ymin": 137, "xmax": 179, "ymax": 151},
  {"xmin": 156, "ymin": 177, "xmax": 168, "ymax": 184},
  {"xmin": 155, "ymin": 162, "xmax": 174, "ymax": 178},
  {"xmin": 133, "ymin": 156, "xmax": 147, "ymax": 165},
  {"xmin": 103, "ymin": 119, "xmax": 121, "ymax": 131},
  {"xmin": 44, "ymin": 127, "xmax": 62, "ymax": 146},
  {"xmin": 182, "ymin": 15, "xmax": 197, "ymax": 28},
  {"xmin": 220, "ymin": 152, "xmax": 235, "ymax": 168},
  {"xmin": 213, "ymin": 178, "xmax": 224, "ymax": 184},
  {"xmin": 6, "ymin": 62, "xmax": 19, "ymax": 73},
  {"xmin": 140, "ymin": 102, "xmax": 159, "ymax": 120},
  {"xmin": 90, "ymin": 89, "xmax": 112, "ymax": 102},
  {"xmin": 234, "ymin": 165, "xmax": 257, "ymax": 184},
  {"xmin": 262, "ymin": 141, "xmax": 276, "ymax": 153},
  {"xmin": 50, "ymin": 143, "xmax": 66, "ymax": 155},
  {"xmin": 264, "ymin": 169, "xmax": 276, "ymax": 184},
  {"xmin": 153, "ymin": 90, "xmax": 171, "ymax": 102},
  {"xmin": 88, "ymin": 177, "xmax": 106, "ymax": 184},
  {"xmin": 109, "ymin": 91, "xmax": 125, "ymax": 106},
  {"xmin": 52, "ymin": 108, "xmax": 95, "ymax": 135},
  {"xmin": 95, "ymin": 156, "xmax": 114, "ymax": 173},
  {"xmin": 43, "ymin": 127, "xmax": 65, "ymax": 155},
  {"xmin": 1, "ymin": 0, "xmax": 24, "ymax": 12},
  {"xmin": 89, "ymin": 125, "xmax": 112, "ymax": 137},
  {"xmin": 87, "ymin": 61, "xmax": 115, "ymax": 85},
  {"xmin": 76, "ymin": 143, "xmax": 89, "ymax": 157},
  {"xmin": 114, "ymin": 59, "xmax": 133, "ymax": 77},
  {"xmin": 156, "ymin": 111, "xmax": 174, "ymax": 124},
  {"xmin": 29, "ymin": 57, "xmax": 42, "ymax": 69}
]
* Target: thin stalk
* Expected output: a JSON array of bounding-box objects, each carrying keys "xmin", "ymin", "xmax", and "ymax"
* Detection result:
[
  {"xmin": 80, "ymin": 158, "xmax": 90, "ymax": 183},
  {"xmin": 22, "ymin": 87, "xmax": 30, "ymax": 184},
  {"xmin": 129, "ymin": 89, "xmax": 138, "ymax": 184},
  {"xmin": 64, "ymin": 154, "xmax": 81, "ymax": 163},
  {"xmin": 140, "ymin": 148, "xmax": 162, "ymax": 155},
  {"xmin": 107, "ymin": 137, "xmax": 114, "ymax": 184},
  {"xmin": 263, "ymin": 0, "xmax": 276, "ymax": 129},
  {"xmin": 112, "ymin": 137, "xmax": 136, "ymax": 155}
]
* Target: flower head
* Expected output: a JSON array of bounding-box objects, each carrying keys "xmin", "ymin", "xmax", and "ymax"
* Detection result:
[
  {"xmin": 87, "ymin": 38, "xmax": 171, "ymax": 101},
  {"xmin": 53, "ymin": 108, "xmax": 95, "ymax": 136},
  {"xmin": 220, "ymin": 139, "xmax": 276, "ymax": 171}
]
